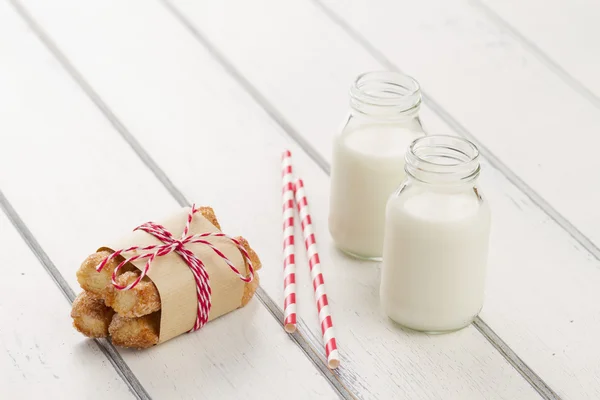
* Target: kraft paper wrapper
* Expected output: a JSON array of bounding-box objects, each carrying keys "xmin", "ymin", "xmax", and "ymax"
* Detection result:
[{"xmin": 98, "ymin": 207, "xmax": 246, "ymax": 344}]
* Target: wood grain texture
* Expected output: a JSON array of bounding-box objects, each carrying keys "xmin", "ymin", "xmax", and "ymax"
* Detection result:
[
  {"xmin": 478, "ymin": 0, "xmax": 600, "ymax": 98},
  {"xmin": 160, "ymin": 0, "xmax": 600, "ymax": 398},
  {"xmin": 0, "ymin": 3, "xmax": 337, "ymax": 400},
  {"xmin": 15, "ymin": 0, "xmax": 544, "ymax": 398},
  {"xmin": 0, "ymin": 212, "xmax": 134, "ymax": 400}
]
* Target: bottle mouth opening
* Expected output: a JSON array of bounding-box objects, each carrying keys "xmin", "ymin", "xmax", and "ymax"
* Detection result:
[
  {"xmin": 350, "ymin": 71, "xmax": 421, "ymax": 116},
  {"xmin": 405, "ymin": 135, "xmax": 481, "ymax": 183}
]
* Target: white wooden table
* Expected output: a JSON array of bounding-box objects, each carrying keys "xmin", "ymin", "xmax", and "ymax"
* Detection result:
[{"xmin": 1, "ymin": 0, "xmax": 598, "ymax": 398}]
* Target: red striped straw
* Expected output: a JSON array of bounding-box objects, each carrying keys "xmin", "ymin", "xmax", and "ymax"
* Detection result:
[
  {"xmin": 294, "ymin": 178, "xmax": 340, "ymax": 369},
  {"xmin": 281, "ymin": 150, "xmax": 297, "ymax": 333}
]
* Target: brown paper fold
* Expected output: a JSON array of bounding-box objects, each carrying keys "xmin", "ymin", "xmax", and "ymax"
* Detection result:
[{"xmin": 99, "ymin": 207, "xmax": 246, "ymax": 344}]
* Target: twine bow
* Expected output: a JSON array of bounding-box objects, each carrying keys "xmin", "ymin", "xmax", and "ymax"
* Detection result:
[{"xmin": 96, "ymin": 205, "xmax": 254, "ymax": 331}]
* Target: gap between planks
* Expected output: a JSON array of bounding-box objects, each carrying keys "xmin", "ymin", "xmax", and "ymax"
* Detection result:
[
  {"xmin": 7, "ymin": 0, "xmax": 354, "ymax": 398},
  {"xmin": 161, "ymin": 1, "xmax": 563, "ymax": 399},
  {"xmin": 0, "ymin": 187, "xmax": 152, "ymax": 400}
]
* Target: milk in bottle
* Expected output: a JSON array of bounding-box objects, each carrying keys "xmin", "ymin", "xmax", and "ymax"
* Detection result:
[
  {"xmin": 381, "ymin": 135, "xmax": 491, "ymax": 332},
  {"xmin": 329, "ymin": 71, "xmax": 425, "ymax": 260}
]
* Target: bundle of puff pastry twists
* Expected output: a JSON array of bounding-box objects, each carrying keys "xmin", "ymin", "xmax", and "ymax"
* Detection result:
[{"xmin": 71, "ymin": 206, "xmax": 261, "ymax": 348}]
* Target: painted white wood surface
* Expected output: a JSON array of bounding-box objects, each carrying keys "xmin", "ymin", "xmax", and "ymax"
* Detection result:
[
  {"xmin": 0, "ymin": 215, "xmax": 133, "ymax": 399},
  {"xmin": 0, "ymin": 4, "xmax": 337, "ymax": 400},
  {"xmin": 155, "ymin": 0, "xmax": 600, "ymax": 398},
  {"xmin": 479, "ymin": 0, "xmax": 600, "ymax": 97},
  {"xmin": 311, "ymin": 0, "xmax": 600, "ymax": 252},
  {"xmin": 13, "ymin": 0, "xmax": 544, "ymax": 399}
]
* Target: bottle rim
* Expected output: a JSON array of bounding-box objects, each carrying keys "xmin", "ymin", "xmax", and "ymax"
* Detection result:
[
  {"xmin": 405, "ymin": 135, "xmax": 481, "ymax": 184},
  {"xmin": 350, "ymin": 71, "xmax": 421, "ymax": 117}
]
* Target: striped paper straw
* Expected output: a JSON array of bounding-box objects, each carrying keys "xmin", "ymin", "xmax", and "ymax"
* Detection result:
[
  {"xmin": 294, "ymin": 178, "xmax": 340, "ymax": 369},
  {"xmin": 281, "ymin": 150, "xmax": 297, "ymax": 333}
]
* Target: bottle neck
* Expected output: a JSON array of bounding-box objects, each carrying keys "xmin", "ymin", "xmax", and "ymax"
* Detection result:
[
  {"xmin": 349, "ymin": 71, "xmax": 421, "ymax": 121},
  {"xmin": 405, "ymin": 135, "xmax": 481, "ymax": 185}
]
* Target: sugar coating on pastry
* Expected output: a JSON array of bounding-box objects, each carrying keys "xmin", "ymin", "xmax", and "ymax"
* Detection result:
[
  {"xmin": 236, "ymin": 236, "xmax": 262, "ymax": 271},
  {"xmin": 105, "ymin": 271, "xmax": 161, "ymax": 318},
  {"xmin": 76, "ymin": 250, "xmax": 135, "ymax": 297},
  {"xmin": 235, "ymin": 236, "xmax": 261, "ymax": 307},
  {"xmin": 71, "ymin": 291, "xmax": 115, "ymax": 338},
  {"xmin": 76, "ymin": 251, "xmax": 115, "ymax": 295},
  {"xmin": 198, "ymin": 206, "xmax": 221, "ymax": 231},
  {"xmin": 109, "ymin": 313, "xmax": 160, "ymax": 349},
  {"xmin": 242, "ymin": 271, "xmax": 260, "ymax": 307}
]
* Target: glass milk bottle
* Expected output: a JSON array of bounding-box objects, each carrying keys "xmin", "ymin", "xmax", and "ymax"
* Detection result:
[
  {"xmin": 381, "ymin": 135, "xmax": 491, "ymax": 332},
  {"xmin": 329, "ymin": 71, "xmax": 425, "ymax": 260}
]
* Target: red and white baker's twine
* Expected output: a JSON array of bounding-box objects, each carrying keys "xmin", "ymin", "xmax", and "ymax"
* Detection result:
[
  {"xmin": 281, "ymin": 150, "xmax": 297, "ymax": 333},
  {"xmin": 96, "ymin": 205, "xmax": 254, "ymax": 331},
  {"xmin": 282, "ymin": 150, "xmax": 340, "ymax": 370}
]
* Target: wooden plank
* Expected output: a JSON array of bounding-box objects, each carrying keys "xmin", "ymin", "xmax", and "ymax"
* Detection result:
[
  {"xmin": 476, "ymin": 0, "xmax": 600, "ymax": 99},
  {"xmin": 0, "ymin": 212, "xmax": 134, "ymax": 399},
  {"xmin": 146, "ymin": 0, "xmax": 600, "ymax": 398},
  {"xmin": 0, "ymin": 3, "xmax": 338, "ymax": 400},
  {"xmin": 16, "ymin": 0, "xmax": 544, "ymax": 398}
]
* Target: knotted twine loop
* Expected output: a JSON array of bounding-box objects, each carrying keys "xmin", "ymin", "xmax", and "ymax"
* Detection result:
[{"xmin": 95, "ymin": 205, "xmax": 254, "ymax": 331}]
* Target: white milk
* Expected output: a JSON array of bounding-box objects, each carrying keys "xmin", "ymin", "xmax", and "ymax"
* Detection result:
[
  {"xmin": 381, "ymin": 187, "xmax": 491, "ymax": 332},
  {"xmin": 329, "ymin": 125, "xmax": 423, "ymax": 259}
]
